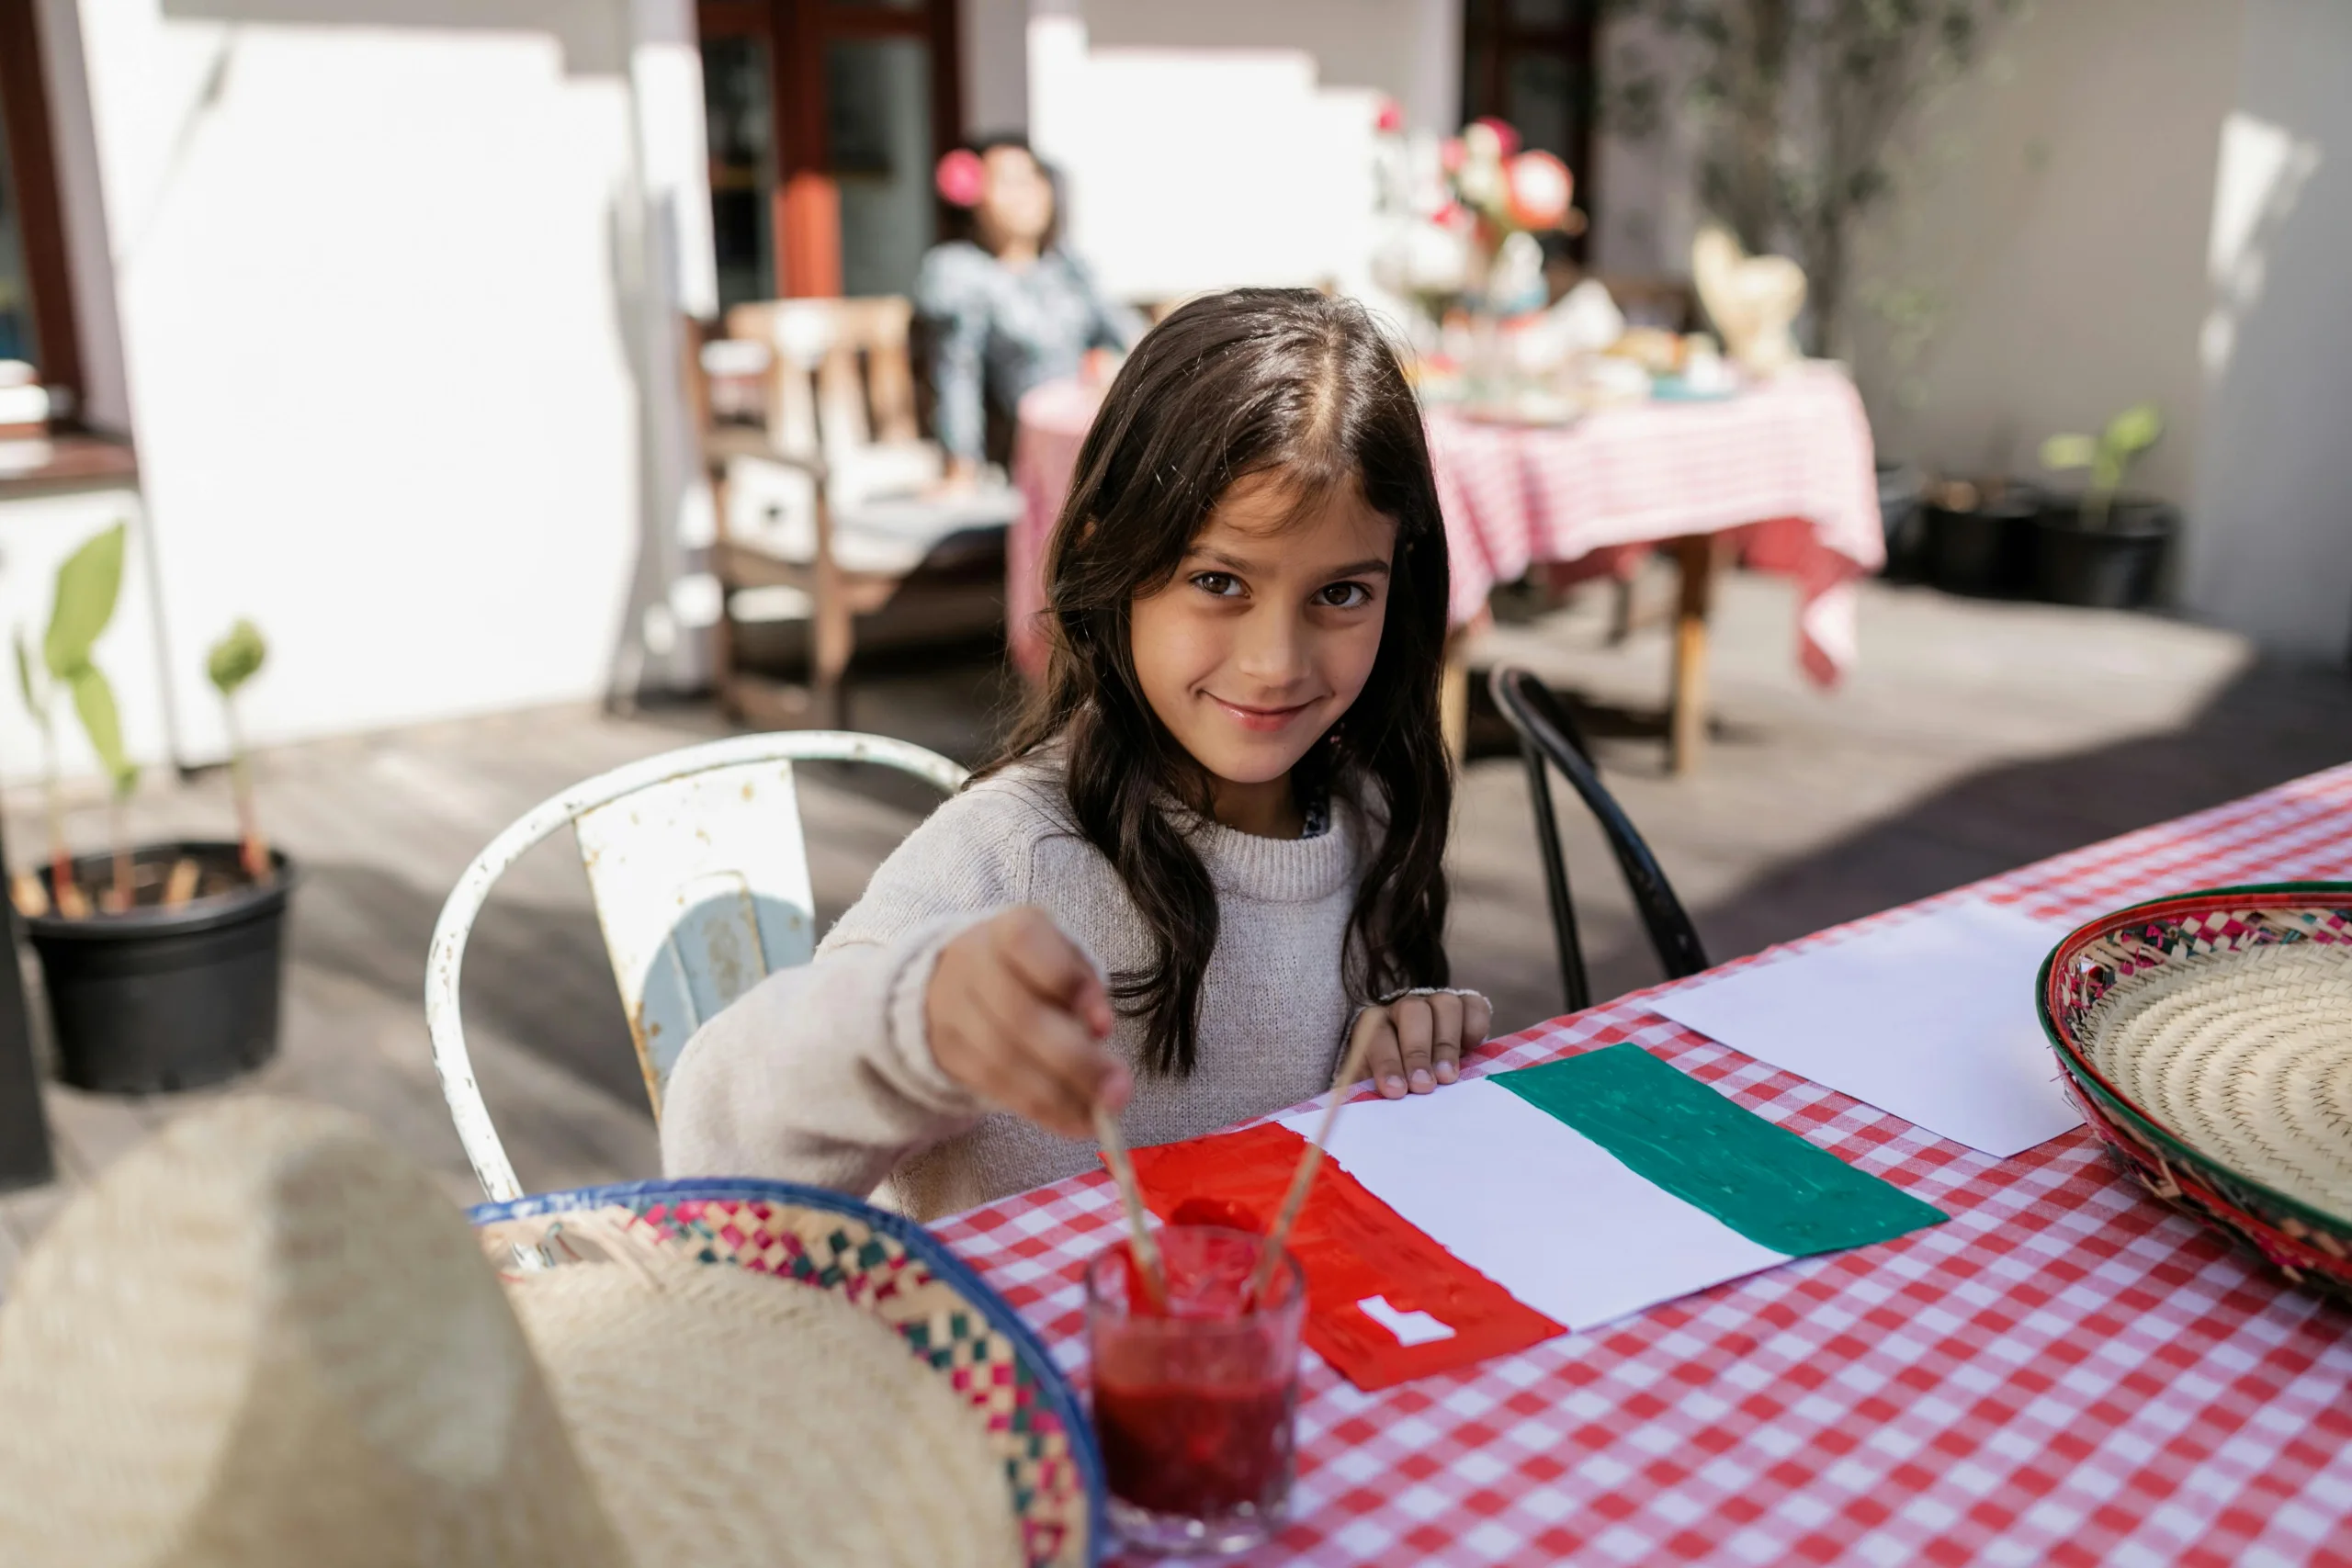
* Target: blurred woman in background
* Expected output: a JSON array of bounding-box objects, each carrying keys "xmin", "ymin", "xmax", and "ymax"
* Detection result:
[{"xmin": 916, "ymin": 135, "xmax": 1145, "ymax": 486}]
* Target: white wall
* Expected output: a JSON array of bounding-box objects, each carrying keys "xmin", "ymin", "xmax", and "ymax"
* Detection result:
[
  {"xmin": 2186, "ymin": 0, "xmax": 2352, "ymax": 661},
  {"xmin": 44, "ymin": 0, "xmax": 713, "ymax": 782},
  {"xmin": 962, "ymin": 0, "xmax": 1031, "ymax": 135},
  {"xmin": 1026, "ymin": 0, "xmax": 1456, "ymax": 305},
  {"xmin": 1073, "ymin": 0, "xmax": 1459, "ymax": 138},
  {"xmin": 1840, "ymin": 0, "xmax": 2240, "ymax": 520}
]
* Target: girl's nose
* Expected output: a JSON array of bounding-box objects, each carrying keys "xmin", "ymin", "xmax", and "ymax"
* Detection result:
[{"xmin": 1231, "ymin": 607, "xmax": 1310, "ymax": 686}]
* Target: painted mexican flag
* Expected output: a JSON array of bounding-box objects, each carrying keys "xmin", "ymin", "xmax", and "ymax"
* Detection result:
[{"xmin": 1131, "ymin": 1043, "xmax": 1946, "ymax": 1392}]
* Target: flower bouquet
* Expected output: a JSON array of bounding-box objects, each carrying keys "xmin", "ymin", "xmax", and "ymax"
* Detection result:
[{"xmin": 1371, "ymin": 110, "xmax": 1582, "ymax": 404}]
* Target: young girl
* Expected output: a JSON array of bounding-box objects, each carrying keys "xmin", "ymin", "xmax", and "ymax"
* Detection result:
[{"xmin": 662, "ymin": 288, "xmax": 1491, "ymax": 1220}]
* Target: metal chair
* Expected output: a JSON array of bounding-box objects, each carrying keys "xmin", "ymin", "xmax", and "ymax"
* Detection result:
[
  {"xmin": 424, "ymin": 730, "xmax": 967, "ymax": 1201},
  {"xmin": 1488, "ymin": 665, "xmax": 1710, "ymax": 1012}
]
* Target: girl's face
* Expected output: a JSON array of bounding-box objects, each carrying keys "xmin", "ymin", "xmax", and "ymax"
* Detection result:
[{"xmin": 1129, "ymin": 474, "xmax": 1397, "ymax": 815}]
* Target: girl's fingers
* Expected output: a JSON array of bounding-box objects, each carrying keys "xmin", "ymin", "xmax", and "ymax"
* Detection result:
[
  {"xmin": 1393, "ymin": 995, "xmax": 1437, "ymax": 1093},
  {"xmin": 973, "ymin": 964, "xmax": 1130, "ymax": 1116},
  {"xmin": 1464, "ymin": 993, "xmax": 1494, "ymax": 1049},
  {"xmin": 970, "ymin": 1043, "xmax": 1100, "ymax": 1139},
  {"xmin": 1426, "ymin": 990, "xmax": 1465, "ymax": 1084},
  {"xmin": 1357, "ymin": 1010, "xmax": 1408, "ymax": 1098},
  {"xmin": 997, "ymin": 907, "xmax": 1113, "ymax": 1037}
]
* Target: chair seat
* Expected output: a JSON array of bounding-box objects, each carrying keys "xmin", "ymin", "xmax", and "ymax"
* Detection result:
[{"xmin": 723, "ymin": 455, "xmax": 1021, "ymax": 577}]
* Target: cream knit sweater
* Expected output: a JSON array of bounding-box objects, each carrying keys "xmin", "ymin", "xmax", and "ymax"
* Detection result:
[{"xmin": 661, "ymin": 758, "xmax": 1396, "ymax": 1219}]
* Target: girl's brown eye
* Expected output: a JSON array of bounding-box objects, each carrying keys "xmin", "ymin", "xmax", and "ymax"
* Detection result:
[
  {"xmin": 1192, "ymin": 572, "xmax": 1243, "ymax": 598},
  {"xmin": 1317, "ymin": 582, "xmax": 1373, "ymax": 609}
]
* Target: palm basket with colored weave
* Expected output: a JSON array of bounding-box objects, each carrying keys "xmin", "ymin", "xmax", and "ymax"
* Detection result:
[
  {"xmin": 473, "ymin": 1179, "xmax": 1104, "ymax": 1567},
  {"xmin": 2039, "ymin": 884, "xmax": 2352, "ymax": 1299}
]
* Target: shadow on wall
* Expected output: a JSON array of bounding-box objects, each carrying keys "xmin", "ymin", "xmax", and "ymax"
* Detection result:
[{"xmin": 1473, "ymin": 658, "xmax": 2352, "ymax": 1028}]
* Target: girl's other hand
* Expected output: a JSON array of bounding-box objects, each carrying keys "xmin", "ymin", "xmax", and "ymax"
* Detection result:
[
  {"xmin": 1356, "ymin": 991, "xmax": 1494, "ymax": 1099},
  {"xmin": 926, "ymin": 908, "xmax": 1131, "ymax": 1139}
]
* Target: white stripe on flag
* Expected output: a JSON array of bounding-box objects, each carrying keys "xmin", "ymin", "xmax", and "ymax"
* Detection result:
[{"xmin": 1281, "ymin": 1078, "xmax": 1791, "ymax": 1332}]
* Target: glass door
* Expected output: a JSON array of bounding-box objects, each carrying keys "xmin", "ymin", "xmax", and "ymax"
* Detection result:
[
  {"xmin": 695, "ymin": 0, "xmax": 961, "ymax": 303},
  {"xmin": 702, "ymin": 31, "xmax": 778, "ymax": 315}
]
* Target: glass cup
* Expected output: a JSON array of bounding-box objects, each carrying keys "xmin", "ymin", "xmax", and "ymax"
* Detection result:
[{"xmin": 1084, "ymin": 1225, "xmax": 1307, "ymax": 1558}]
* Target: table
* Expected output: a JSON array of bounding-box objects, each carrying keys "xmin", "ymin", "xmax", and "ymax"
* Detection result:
[
  {"xmin": 936, "ymin": 763, "xmax": 2352, "ymax": 1565},
  {"xmin": 1007, "ymin": 367, "xmax": 1883, "ymax": 772}
]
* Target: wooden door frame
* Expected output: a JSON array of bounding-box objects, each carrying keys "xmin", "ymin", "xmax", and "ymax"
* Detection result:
[
  {"xmin": 0, "ymin": 0, "xmax": 86, "ymax": 419},
  {"xmin": 697, "ymin": 0, "xmax": 964, "ymax": 299}
]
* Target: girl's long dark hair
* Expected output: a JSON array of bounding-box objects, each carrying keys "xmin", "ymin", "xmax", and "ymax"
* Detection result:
[{"xmin": 978, "ymin": 288, "xmax": 1453, "ymax": 1076}]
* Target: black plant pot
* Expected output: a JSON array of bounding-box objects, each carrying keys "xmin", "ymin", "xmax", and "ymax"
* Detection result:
[
  {"xmin": 1877, "ymin": 461, "xmax": 1928, "ymax": 579},
  {"xmin": 26, "ymin": 841, "xmax": 294, "ymax": 1093},
  {"xmin": 1924, "ymin": 489, "xmax": 2041, "ymax": 597},
  {"xmin": 2032, "ymin": 499, "xmax": 2176, "ymax": 610}
]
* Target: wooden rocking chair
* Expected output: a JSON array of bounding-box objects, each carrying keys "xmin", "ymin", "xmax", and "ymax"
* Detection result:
[{"xmin": 694, "ymin": 297, "xmax": 1021, "ymax": 730}]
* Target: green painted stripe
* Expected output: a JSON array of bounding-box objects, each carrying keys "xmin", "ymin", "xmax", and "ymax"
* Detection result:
[{"xmin": 1493, "ymin": 1043, "xmax": 1948, "ymax": 1258}]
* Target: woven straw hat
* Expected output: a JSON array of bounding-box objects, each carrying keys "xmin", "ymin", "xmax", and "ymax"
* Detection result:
[
  {"xmin": 0, "ymin": 1100, "xmax": 1037, "ymax": 1568},
  {"xmin": 2042, "ymin": 884, "xmax": 2352, "ymax": 1297}
]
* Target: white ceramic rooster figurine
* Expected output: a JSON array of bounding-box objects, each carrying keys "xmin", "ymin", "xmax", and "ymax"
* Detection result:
[{"xmin": 1690, "ymin": 226, "xmax": 1806, "ymax": 376}]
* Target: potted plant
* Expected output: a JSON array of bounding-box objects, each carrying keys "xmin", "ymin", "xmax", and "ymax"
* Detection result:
[
  {"xmin": 1919, "ymin": 474, "xmax": 2044, "ymax": 598},
  {"xmin": 2033, "ymin": 403, "xmax": 2177, "ymax": 609},
  {"xmin": 9, "ymin": 523, "xmax": 294, "ymax": 1093}
]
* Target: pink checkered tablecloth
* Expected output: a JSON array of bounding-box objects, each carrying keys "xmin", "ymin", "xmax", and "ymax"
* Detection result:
[
  {"xmin": 933, "ymin": 764, "xmax": 2352, "ymax": 1566},
  {"xmin": 1006, "ymin": 366, "xmax": 1883, "ymax": 685}
]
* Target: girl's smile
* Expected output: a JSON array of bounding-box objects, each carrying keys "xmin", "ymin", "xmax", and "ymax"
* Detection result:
[{"xmin": 1205, "ymin": 695, "xmax": 1317, "ymax": 733}]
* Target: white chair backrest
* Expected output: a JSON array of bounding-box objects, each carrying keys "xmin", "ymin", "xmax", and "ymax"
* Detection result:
[
  {"xmin": 573, "ymin": 759, "xmax": 819, "ymax": 1112},
  {"xmin": 425, "ymin": 731, "xmax": 967, "ymax": 1202}
]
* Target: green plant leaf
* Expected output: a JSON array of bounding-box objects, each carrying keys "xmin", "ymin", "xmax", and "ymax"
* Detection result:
[
  {"xmin": 12, "ymin": 629, "xmax": 43, "ymax": 731},
  {"xmin": 43, "ymin": 523, "xmax": 127, "ymax": 680},
  {"xmin": 207, "ymin": 619, "xmax": 267, "ymax": 695},
  {"xmin": 2103, "ymin": 402, "xmax": 2163, "ymax": 458},
  {"xmin": 2040, "ymin": 434, "xmax": 2097, "ymax": 471},
  {"xmin": 67, "ymin": 662, "xmax": 136, "ymax": 796}
]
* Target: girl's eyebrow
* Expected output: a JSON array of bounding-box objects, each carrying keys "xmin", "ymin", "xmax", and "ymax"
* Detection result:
[{"xmin": 1188, "ymin": 547, "xmax": 1393, "ymax": 579}]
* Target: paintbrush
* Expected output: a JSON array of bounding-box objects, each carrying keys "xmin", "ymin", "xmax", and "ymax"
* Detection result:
[
  {"xmin": 1093, "ymin": 1100, "xmax": 1168, "ymax": 1310},
  {"xmin": 1246, "ymin": 1013, "xmax": 1379, "ymax": 1306}
]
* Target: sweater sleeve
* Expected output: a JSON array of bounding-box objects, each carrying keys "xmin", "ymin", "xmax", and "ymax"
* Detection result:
[{"xmin": 658, "ymin": 782, "xmax": 1050, "ymax": 1196}]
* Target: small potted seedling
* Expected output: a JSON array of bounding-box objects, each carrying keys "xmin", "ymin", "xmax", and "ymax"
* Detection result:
[
  {"xmin": 11, "ymin": 523, "xmax": 295, "ymax": 1093},
  {"xmin": 2033, "ymin": 402, "xmax": 2177, "ymax": 608}
]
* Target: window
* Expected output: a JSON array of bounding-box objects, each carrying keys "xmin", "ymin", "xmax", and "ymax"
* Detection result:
[
  {"xmin": 1462, "ymin": 0, "xmax": 1600, "ymax": 265},
  {"xmin": 0, "ymin": 0, "xmax": 82, "ymax": 413}
]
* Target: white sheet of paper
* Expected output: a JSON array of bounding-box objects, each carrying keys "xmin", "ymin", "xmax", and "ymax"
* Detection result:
[
  {"xmin": 1279, "ymin": 1079, "xmax": 1791, "ymax": 1331},
  {"xmin": 1649, "ymin": 897, "xmax": 2082, "ymax": 1157}
]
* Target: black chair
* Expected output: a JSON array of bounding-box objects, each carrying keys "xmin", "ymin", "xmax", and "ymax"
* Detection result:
[{"xmin": 1488, "ymin": 666, "xmax": 1711, "ymax": 1012}]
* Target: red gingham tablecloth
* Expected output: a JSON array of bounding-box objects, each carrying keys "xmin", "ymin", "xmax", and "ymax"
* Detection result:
[
  {"xmin": 1006, "ymin": 366, "xmax": 1883, "ymax": 686},
  {"xmin": 933, "ymin": 763, "xmax": 2352, "ymax": 1566}
]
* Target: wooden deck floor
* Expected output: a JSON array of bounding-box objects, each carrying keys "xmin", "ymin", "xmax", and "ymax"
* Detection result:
[{"xmin": 3, "ymin": 574, "xmax": 2346, "ymax": 1287}]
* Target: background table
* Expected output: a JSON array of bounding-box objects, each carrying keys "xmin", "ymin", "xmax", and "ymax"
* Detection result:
[
  {"xmin": 935, "ymin": 763, "xmax": 2352, "ymax": 1565},
  {"xmin": 1008, "ymin": 366, "xmax": 1883, "ymax": 771}
]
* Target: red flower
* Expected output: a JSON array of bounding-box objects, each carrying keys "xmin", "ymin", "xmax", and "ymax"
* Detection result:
[
  {"xmin": 934, "ymin": 148, "xmax": 986, "ymax": 209},
  {"xmin": 1471, "ymin": 117, "xmax": 1522, "ymax": 158},
  {"xmin": 1504, "ymin": 151, "xmax": 1574, "ymax": 231},
  {"xmin": 1374, "ymin": 97, "xmax": 1404, "ymax": 134}
]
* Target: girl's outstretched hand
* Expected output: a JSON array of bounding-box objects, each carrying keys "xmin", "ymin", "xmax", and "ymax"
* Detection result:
[
  {"xmin": 1356, "ymin": 991, "xmax": 1494, "ymax": 1099},
  {"xmin": 926, "ymin": 908, "xmax": 1133, "ymax": 1140}
]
